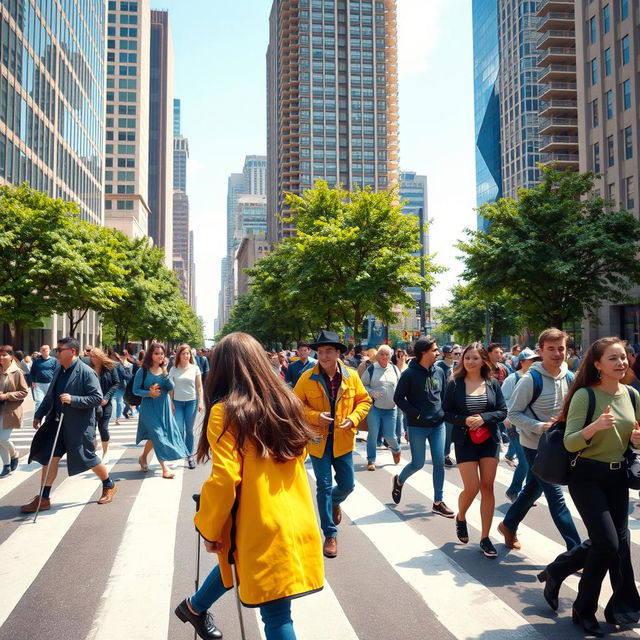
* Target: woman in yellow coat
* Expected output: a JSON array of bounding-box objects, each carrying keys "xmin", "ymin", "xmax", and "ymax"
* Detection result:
[{"xmin": 174, "ymin": 332, "xmax": 324, "ymax": 640}]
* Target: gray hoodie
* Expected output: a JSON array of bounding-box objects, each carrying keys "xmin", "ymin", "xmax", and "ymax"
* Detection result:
[
  {"xmin": 507, "ymin": 360, "xmax": 572, "ymax": 450},
  {"xmin": 360, "ymin": 361, "xmax": 400, "ymax": 410}
]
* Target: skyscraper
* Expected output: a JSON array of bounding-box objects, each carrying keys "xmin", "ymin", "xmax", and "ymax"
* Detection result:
[
  {"xmin": 576, "ymin": 0, "xmax": 640, "ymax": 342},
  {"xmin": 472, "ymin": 0, "xmax": 502, "ymax": 229},
  {"xmin": 497, "ymin": 0, "xmax": 542, "ymax": 200},
  {"xmin": 148, "ymin": 9, "xmax": 174, "ymax": 266},
  {"xmin": 104, "ymin": 0, "xmax": 151, "ymax": 240},
  {"xmin": 0, "ymin": 0, "xmax": 106, "ymax": 346},
  {"xmin": 267, "ymin": 0, "xmax": 400, "ymax": 243}
]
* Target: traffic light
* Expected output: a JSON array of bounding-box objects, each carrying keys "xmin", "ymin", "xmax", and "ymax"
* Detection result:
[{"xmin": 402, "ymin": 330, "xmax": 409, "ymax": 341}]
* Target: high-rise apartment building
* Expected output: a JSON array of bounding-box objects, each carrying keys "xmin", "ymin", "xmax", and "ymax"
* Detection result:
[
  {"xmin": 173, "ymin": 99, "xmax": 188, "ymax": 191},
  {"xmin": 537, "ymin": 0, "xmax": 579, "ymax": 171},
  {"xmin": 577, "ymin": 0, "xmax": 640, "ymax": 342},
  {"xmin": 243, "ymin": 154, "xmax": 266, "ymax": 195},
  {"xmin": 189, "ymin": 229, "xmax": 196, "ymax": 308},
  {"xmin": 0, "ymin": 0, "xmax": 105, "ymax": 347},
  {"xmin": 104, "ymin": 0, "xmax": 151, "ymax": 240},
  {"xmin": 148, "ymin": 9, "xmax": 173, "ymax": 266},
  {"xmin": 472, "ymin": 0, "xmax": 502, "ymax": 230},
  {"xmin": 497, "ymin": 0, "xmax": 542, "ymax": 199},
  {"xmin": 267, "ymin": 0, "xmax": 400, "ymax": 243}
]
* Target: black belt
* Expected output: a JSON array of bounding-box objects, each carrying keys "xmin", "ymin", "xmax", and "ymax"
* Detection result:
[{"xmin": 576, "ymin": 457, "xmax": 624, "ymax": 471}]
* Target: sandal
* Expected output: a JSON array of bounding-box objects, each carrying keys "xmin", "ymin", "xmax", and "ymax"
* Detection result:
[
  {"xmin": 138, "ymin": 456, "xmax": 149, "ymax": 472},
  {"xmin": 456, "ymin": 516, "xmax": 469, "ymax": 544},
  {"xmin": 162, "ymin": 471, "xmax": 175, "ymax": 479}
]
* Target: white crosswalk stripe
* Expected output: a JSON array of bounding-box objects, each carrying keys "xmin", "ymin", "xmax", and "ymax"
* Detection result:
[{"xmin": 2, "ymin": 424, "xmax": 640, "ymax": 639}]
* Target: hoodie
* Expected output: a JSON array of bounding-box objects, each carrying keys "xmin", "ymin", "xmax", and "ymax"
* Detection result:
[
  {"xmin": 393, "ymin": 359, "xmax": 445, "ymax": 427},
  {"xmin": 507, "ymin": 360, "xmax": 573, "ymax": 450}
]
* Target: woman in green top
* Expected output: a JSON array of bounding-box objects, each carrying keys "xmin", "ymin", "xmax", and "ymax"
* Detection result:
[{"xmin": 562, "ymin": 337, "xmax": 640, "ymax": 636}]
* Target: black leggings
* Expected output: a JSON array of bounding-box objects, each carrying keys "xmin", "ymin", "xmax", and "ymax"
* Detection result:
[
  {"xmin": 96, "ymin": 404, "xmax": 113, "ymax": 442},
  {"xmin": 568, "ymin": 457, "xmax": 640, "ymax": 619}
]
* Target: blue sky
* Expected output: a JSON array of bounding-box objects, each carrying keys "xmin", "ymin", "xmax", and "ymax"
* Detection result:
[{"xmin": 154, "ymin": 0, "xmax": 476, "ymax": 339}]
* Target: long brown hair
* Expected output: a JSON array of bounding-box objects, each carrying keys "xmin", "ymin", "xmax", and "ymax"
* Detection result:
[
  {"xmin": 89, "ymin": 347, "xmax": 116, "ymax": 371},
  {"xmin": 558, "ymin": 337, "xmax": 625, "ymax": 421},
  {"xmin": 174, "ymin": 343, "xmax": 195, "ymax": 367},
  {"xmin": 142, "ymin": 342, "xmax": 164, "ymax": 370},
  {"xmin": 452, "ymin": 342, "xmax": 493, "ymax": 380},
  {"xmin": 195, "ymin": 332, "xmax": 315, "ymax": 464}
]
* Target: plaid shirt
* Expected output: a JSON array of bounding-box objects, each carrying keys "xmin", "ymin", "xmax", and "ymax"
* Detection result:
[{"xmin": 320, "ymin": 365, "xmax": 342, "ymax": 432}]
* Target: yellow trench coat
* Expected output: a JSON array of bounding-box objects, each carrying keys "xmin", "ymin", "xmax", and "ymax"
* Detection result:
[
  {"xmin": 293, "ymin": 362, "xmax": 372, "ymax": 458},
  {"xmin": 194, "ymin": 403, "xmax": 324, "ymax": 607}
]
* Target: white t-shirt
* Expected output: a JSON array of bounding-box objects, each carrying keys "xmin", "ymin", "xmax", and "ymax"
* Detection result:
[{"xmin": 169, "ymin": 363, "xmax": 201, "ymax": 401}]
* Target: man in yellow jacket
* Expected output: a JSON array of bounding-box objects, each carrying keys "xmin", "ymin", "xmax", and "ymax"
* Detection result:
[{"xmin": 294, "ymin": 330, "xmax": 371, "ymax": 558}]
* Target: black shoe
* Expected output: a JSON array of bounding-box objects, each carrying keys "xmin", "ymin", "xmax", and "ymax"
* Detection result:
[
  {"xmin": 444, "ymin": 456, "xmax": 455, "ymax": 468},
  {"xmin": 537, "ymin": 569, "xmax": 560, "ymax": 612},
  {"xmin": 391, "ymin": 475, "xmax": 403, "ymax": 504},
  {"xmin": 572, "ymin": 607, "xmax": 604, "ymax": 637},
  {"xmin": 455, "ymin": 517, "xmax": 469, "ymax": 544},
  {"xmin": 480, "ymin": 537, "xmax": 497, "ymax": 558},
  {"xmin": 175, "ymin": 599, "xmax": 223, "ymax": 639},
  {"xmin": 432, "ymin": 501, "xmax": 455, "ymax": 518},
  {"xmin": 187, "ymin": 456, "xmax": 196, "ymax": 470}
]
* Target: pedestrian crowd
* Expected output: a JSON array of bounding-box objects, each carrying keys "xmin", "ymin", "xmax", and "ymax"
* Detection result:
[{"xmin": 5, "ymin": 327, "xmax": 640, "ymax": 639}]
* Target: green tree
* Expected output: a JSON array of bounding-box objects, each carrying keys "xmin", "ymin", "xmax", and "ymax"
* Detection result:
[
  {"xmin": 435, "ymin": 282, "xmax": 522, "ymax": 344},
  {"xmin": 458, "ymin": 167, "xmax": 640, "ymax": 331}
]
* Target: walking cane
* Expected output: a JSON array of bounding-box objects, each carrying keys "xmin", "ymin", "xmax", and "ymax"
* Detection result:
[
  {"xmin": 228, "ymin": 499, "xmax": 247, "ymax": 640},
  {"xmin": 192, "ymin": 493, "xmax": 201, "ymax": 640},
  {"xmin": 33, "ymin": 412, "xmax": 65, "ymax": 524}
]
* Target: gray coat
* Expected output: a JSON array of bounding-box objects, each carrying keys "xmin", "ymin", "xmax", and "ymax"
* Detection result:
[{"xmin": 29, "ymin": 359, "xmax": 103, "ymax": 475}]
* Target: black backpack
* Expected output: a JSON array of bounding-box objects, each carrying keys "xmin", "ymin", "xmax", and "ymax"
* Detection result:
[{"xmin": 123, "ymin": 368, "xmax": 147, "ymax": 408}]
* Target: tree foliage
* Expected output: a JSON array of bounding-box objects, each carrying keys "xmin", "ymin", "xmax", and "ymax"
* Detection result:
[
  {"xmin": 458, "ymin": 167, "xmax": 640, "ymax": 331},
  {"xmin": 220, "ymin": 181, "xmax": 442, "ymax": 344}
]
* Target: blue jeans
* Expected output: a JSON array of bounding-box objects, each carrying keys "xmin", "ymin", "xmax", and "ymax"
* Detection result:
[
  {"xmin": 444, "ymin": 422, "xmax": 453, "ymax": 457},
  {"xmin": 366, "ymin": 406, "xmax": 399, "ymax": 463},
  {"xmin": 174, "ymin": 399, "xmax": 198, "ymax": 455},
  {"xmin": 33, "ymin": 382, "xmax": 49, "ymax": 413},
  {"xmin": 309, "ymin": 435, "xmax": 355, "ymax": 538},
  {"xmin": 191, "ymin": 564, "xmax": 296, "ymax": 640},
  {"xmin": 503, "ymin": 445, "xmax": 581, "ymax": 550},
  {"xmin": 398, "ymin": 424, "xmax": 445, "ymax": 502},
  {"xmin": 395, "ymin": 409, "xmax": 407, "ymax": 442},
  {"xmin": 506, "ymin": 432, "xmax": 528, "ymax": 497},
  {"xmin": 112, "ymin": 388, "xmax": 125, "ymax": 419}
]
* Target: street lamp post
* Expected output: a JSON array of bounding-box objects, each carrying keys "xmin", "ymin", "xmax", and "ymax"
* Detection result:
[{"xmin": 418, "ymin": 207, "xmax": 427, "ymax": 335}]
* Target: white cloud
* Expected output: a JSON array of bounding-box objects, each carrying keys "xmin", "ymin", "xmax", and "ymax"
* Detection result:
[{"xmin": 397, "ymin": 0, "xmax": 446, "ymax": 76}]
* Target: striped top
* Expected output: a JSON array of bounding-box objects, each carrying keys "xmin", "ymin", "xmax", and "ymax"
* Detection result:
[{"xmin": 466, "ymin": 393, "xmax": 488, "ymax": 414}]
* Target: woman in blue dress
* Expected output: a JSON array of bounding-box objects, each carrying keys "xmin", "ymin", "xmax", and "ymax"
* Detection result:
[{"xmin": 134, "ymin": 342, "xmax": 189, "ymax": 478}]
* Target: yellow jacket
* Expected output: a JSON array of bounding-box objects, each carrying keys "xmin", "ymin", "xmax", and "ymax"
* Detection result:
[
  {"xmin": 194, "ymin": 403, "xmax": 324, "ymax": 606},
  {"xmin": 293, "ymin": 361, "xmax": 372, "ymax": 458}
]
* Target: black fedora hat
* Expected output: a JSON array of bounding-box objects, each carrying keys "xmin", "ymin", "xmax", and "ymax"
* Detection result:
[{"xmin": 309, "ymin": 330, "xmax": 348, "ymax": 353}]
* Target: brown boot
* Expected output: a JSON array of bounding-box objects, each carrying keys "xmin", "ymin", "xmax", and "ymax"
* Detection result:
[
  {"xmin": 323, "ymin": 536, "xmax": 337, "ymax": 558},
  {"xmin": 98, "ymin": 483, "xmax": 118, "ymax": 505},
  {"xmin": 332, "ymin": 503, "xmax": 342, "ymax": 526},
  {"xmin": 21, "ymin": 495, "xmax": 51, "ymax": 513},
  {"xmin": 498, "ymin": 522, "xmax": 521, "ymax": 549}
]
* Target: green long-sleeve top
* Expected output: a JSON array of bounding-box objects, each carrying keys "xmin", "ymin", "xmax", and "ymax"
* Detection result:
[{"xmin": 564, "ymin": 386, "xmax": 640, "ymax": 462}]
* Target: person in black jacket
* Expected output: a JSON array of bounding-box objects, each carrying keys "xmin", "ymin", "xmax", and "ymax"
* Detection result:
[
  {"xmin": 391, "ymin": 338, "xmax": 454, "ymax": 518},
  {"xmin": 88, "ymin": 348, "xmax": 120, "ymax": 458},
  {"xmin": 443, "ymin": 342, "xmax": 507, "ymax": 558}
]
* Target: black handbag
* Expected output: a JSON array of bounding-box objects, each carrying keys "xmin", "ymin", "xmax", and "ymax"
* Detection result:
[{"xmin": 531, "ymin": 388, "xmax": 596, "ymax": 486}]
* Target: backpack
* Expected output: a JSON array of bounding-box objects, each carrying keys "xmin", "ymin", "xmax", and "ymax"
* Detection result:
[
  {"xmin": 123, "ymin": 368, "xmax": 147, "ymax": 408},
  {"xmin": 532, "ymin": 385, "xmax": 636, "ymax": 485},
  {"xmin": 527, "ymin": 369, "xmax": 575, "ymax": 420},
  {"xmin": 365, "ymin": 363, "xmax": 400, "ymax": 384},
  {"xmin": 117, "ymin": 362, "xmax": 133, "ymax": 390}
]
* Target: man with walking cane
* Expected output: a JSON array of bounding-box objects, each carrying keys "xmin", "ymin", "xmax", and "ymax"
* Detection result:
[{"xmin": 20, "ymin": 337, "xmax": 117, "ymax": 514}]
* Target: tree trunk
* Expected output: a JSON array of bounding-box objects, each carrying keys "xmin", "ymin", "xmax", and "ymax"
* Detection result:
[{"xmin": 9, "ymin": 320, "xmax": 24, "ymax": 348}]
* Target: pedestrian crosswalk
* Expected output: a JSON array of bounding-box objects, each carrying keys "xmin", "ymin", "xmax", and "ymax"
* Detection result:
[{"xmin": 2, "ymin": 422, "xmax": 640, "ymax": 639}]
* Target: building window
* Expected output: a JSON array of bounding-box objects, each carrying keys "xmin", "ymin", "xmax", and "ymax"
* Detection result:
[
  {"xmin": 594, "ymin": 142, "xmax": 601, "ymax": 173},
  {"xmin": 625, "ymin": 126, "xmax": 633, "ymax": 159},
  {"xmin": 590, "ymin": 16, "xmax": 597, "ymax": 44},
  {"xmin": 603, "ymin": 4, "xmax": 610, "ymax": 33},
  {"xmin": 623, "ymin": 79, "xmax": 631, "ymax": 109},
  {"xmin": 592, "ymin": 98, "xmax": 599, "ymax": 127},
  {"xmin": 605, "ymin": 48, "xmax": 611, "ymax": 76},
  {"xmin": 606, "ymin": 90, "xmax": 613, "ymax": 118},
  {"xmin": 607, "ymin": 135, "xmax": 615, "ymax": 166},
  {"xmin": 621, "ymin": 35, "xmax": 630, "ymax": 65},
  {"xmin": 626, "ymin": 176, "xmax": 634, "ymax": 209},
  {"xmin": 607, "ymin": 182, "xmax": 615, "ymax": 203},
  {"xmin": 591, "ymin": 58, "xmax": 598, "ymax": 85},
  {"xmin": 621, "ymin": 0, "xmax": 629, "ymax": 20}
]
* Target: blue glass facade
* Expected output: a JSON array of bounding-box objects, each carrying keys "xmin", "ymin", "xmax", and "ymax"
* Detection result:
[
  {"xmin": 472, "ymin": 0, "xmax": 501, "ymax": 231},
  {"xmin": 0, "ymin": 0, "xmax": 105, "ymax": 224}
]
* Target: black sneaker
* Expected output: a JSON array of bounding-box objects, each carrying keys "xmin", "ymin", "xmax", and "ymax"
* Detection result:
[
  {"xmin": 444, "ymin": 456, "xmax": 455, "ymax": 468},
  {"xmin": 175, "ymin": 598, "xmax": 223, "ymax": 639},
  {"xmin": 480, "ymin": 537, "xmax": 498, "ymax": 558},
  {"xmin": 432, "ymin": 501, "xmax": 455, "ymax": 518},
  {"xmin": 391, "ymin": 475, "xmax": 403, "ymax": 504}
]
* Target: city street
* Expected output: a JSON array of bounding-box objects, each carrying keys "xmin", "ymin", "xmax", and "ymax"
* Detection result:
[{"xmin": 1, "ymin": 403, "xmax": 640, "ymax": 639}]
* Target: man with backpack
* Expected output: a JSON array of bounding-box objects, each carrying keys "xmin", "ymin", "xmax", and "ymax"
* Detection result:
[
  {"xmin": 360, "ymin": 344, "xmax": 401, "ymax": 470},
  {"xmin": 498, "ymin": 328, "xmax": 581, "ymax": 552}
]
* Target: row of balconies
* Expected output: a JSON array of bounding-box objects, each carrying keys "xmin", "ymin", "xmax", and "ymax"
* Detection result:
[
  {"xmin": 539, "ymin": 116, "xmax": 578, "ymax": 135},
  {"xmin": 539, "ymin": 64, "xmax": 576, "ymax": 83},
  {"xmin": 538, "ymin": 81, "xmax": 577, "ymax": 101},
  {"xmin": 536, "ymin": 29, "xmax": 575, "ymax": 50},
  {"xmin": 538, "ymin": 46, "xmax": 576, "ymax": 67}
]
